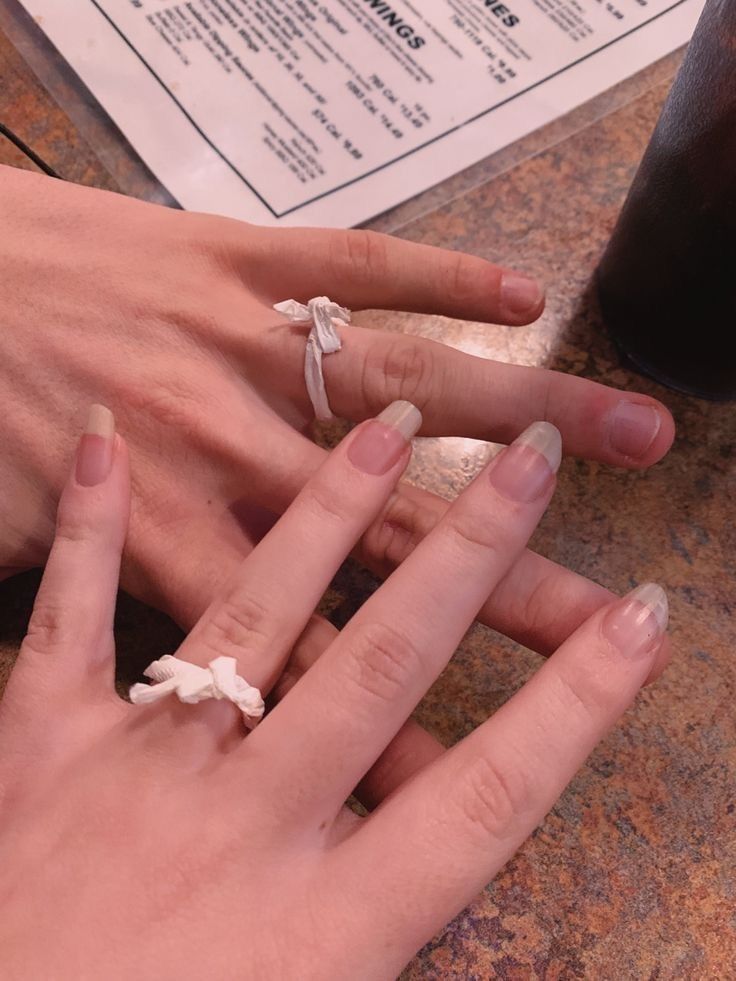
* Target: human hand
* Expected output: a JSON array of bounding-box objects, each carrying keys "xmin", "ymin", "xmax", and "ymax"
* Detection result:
[
  {"xmin": 0, "ymin": 404, "xmax": 669, "ymax": 978},
  {"xmin": 0, "ymin": 165, "xmax": 674, "ymax": 652}
]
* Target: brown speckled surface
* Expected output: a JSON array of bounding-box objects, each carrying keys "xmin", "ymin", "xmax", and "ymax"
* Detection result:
[{"xmin": 1, "ymin": 6, "xmax": 735, "ymax": 976}]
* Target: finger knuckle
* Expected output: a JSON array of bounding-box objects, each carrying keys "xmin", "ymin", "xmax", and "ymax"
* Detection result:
[
  {"xmin": 54, "ymin": 502, "xmax": 100, "ymax": 548},
  {"xmin": 301, "ymin": 481, "xmax": 352, "ymax": 527},
  {"xmin": 456, "ymin": 754, "xmax": 531, "ymax": 840},
  {"xmin": 364, "ymin": 510, "xmax": 417, "ymax": 575},
  {"xmin": 361, "ymin": 493, "xmax": 438, "ymax": 574},
  {"xmin": 183, "ymin": 211, "xmax": 243, "ymax": 260},
  {"xmin": 441, "ymin": 509, "xmax": 504, "ymax": 561},
  {"xmin": 331, "ymin": 229, "xmax": 388, "ymax": 281},
  {"xmin": 365, "ymin": 339, "xmax": 434, "ymax": 411},
  {"xmin": 161, "ymin": 293, "xmax": 233, "ymax": 346},
  {"xmin": 345, "ymin": 621, "xmax": 422, "ymax": 707},
  {"xmin": 446, "ymin": 251, "xmax": 484, "ymax": 308},
  {"xmin": 515, "ymin": 572, "xmax": 559, "ymax": 652},
  {"xmin": 23, "ymin": 602, "xmax": 77, "ymax": 655},
  {"xmin": 123, "ymin": 374, "xmax": 208, "ymax": 435},
  {"xmin": 553, "ymin": 661, "xmax": 615, "ymax": 727},
  {"xmin": 201, "ymin": 593, "xmax": 272, "ymax": 659}
]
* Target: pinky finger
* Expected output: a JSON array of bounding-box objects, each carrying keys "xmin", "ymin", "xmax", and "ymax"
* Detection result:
[{"xmin": 9, "ymin": 405, "xmax": 130, "ymax": 701}]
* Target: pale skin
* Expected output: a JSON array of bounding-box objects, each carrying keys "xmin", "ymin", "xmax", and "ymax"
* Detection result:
[
  {"xmin": 0, "ymin": 405, "xmax": 669, "ymax": 978},
  {"xmin": 0, "ymin": 164, "xmax": 674, "ymax": 650},
  {"xmin": 0, "ymin": 162, "xmax": 673, "ymax": 813}
]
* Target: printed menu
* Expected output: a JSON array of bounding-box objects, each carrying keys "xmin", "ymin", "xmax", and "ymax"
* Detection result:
[{"xmin": 19, "ymin": 0, "xmax": 703, "ymax": 224}]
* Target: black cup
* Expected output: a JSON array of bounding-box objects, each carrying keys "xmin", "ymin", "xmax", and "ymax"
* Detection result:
[{"xmin": 597, "ymin": 0, "xmax": 736, "ymax": 401}]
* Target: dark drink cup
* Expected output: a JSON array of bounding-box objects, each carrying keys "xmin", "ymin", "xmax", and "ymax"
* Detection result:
[{"xmin": 597, "ymin": 0, "xmax": 736, "ymax": 401}]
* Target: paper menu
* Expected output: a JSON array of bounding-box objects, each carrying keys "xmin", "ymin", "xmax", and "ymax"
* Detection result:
[{"xmin": 19, "ymin": 0, "xmax": 704, "ymax": 226}]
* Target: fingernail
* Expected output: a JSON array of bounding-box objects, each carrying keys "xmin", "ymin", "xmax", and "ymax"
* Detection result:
[
  {"xmin": 488, "ymin": 421, "xmax": 561, "ymax": 502},
  {"xmin": 608, "ymin": 402, "xmax": 661, "ymax": 460},
  {"xmin": 347, "ymin": 400, "xmax": 422, "ymax": 476},
  {"xmin": 601, "ymin": 583, "xmax": 668, "ymax": 660},
  {"xmin": 75, "ymin": 404, "xmax": 115, "ymax": 487},
  {"xmin": 500, "ymin": 273, "xmax": 543, "ymax": 317}
]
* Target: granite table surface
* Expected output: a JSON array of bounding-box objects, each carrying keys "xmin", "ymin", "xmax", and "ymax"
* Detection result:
[{"xmin": 0, "ymin": 5, "xmax": 734, "ymax": 977}]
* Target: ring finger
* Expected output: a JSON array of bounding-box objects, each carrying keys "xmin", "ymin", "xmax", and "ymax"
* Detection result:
[{"xmin": 267, "ymin": 318, "xmax": 673, "ymax": 468}]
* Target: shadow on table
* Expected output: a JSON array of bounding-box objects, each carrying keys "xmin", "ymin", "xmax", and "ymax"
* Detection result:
[
  {"xmin": 0, "ymin": 570, "xmax": 184, "ymax": 697},
  {"xmin": 548, "ymin": 277, "xmax": 734, "ymax": 465}
]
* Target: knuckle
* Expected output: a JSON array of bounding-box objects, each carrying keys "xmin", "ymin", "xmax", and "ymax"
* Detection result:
[
  {"xmin": 123, "ymin": 374, "xmax": 208, "ymax": 434},
  {"xmin": 54, "ymin": 503, "xmax": 100, "ymax": 548},
  {"xmin": 301, "ymin": 481, "xmax": 351, "ymax": 527},
  {"xmin": 537, "ymin": 371, "xmax": 556, "ymax": 427},
  {"xmin": 364, "ymin": 511, "xmax": 416, "ymax": 575},
  {"xmin": 445, "ymin": 251, "xmax": 483, "ymax": 307},
  {"xmin": 184, "ymin": 211, "xmax": 242, "ymax": 259},
  {"xmin": 441, "ymin": 509, "xmax": 504, "ymax": 560},
  {"xmin": 345, "ymin": 621, "xmax": 422, "ymax": 707},
  {"xmin": 201, "ymin": 593, "xmax": 272, "ymax": 659},
  {"xmin": 332, "ymin": 229, "xmax": 388, "ymax": 280},
  {"xmin": 456, "ymin": 754, "xmax": 531, "ymax": 840},
  {"xmin": 23, "ymin": 602, "xmax": 77, "ymax": 655},
  {"xmin": 365, "ymin": 339, "xmax": 435, "ymax": 410},
  {"xmin": 553, "ymin": 661, "xmax": 614, "ymax": 727},
  {"xmin": 361, "ymin": 492, "xmax": 439, "ymax": 574},
  {"xmin": 163, "ymin": 293, "xmax": 232, "ymax": 345},
  {"xmin": 515, "ymin": 572, "xmax": 560, "ymax": 652}
]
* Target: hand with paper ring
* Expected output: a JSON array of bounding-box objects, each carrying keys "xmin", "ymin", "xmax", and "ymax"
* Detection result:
[
  {"xmin": 0, "ymin": 403, "xmax": 670, "ymax": 977},
  {"xmin": 0, "ymin": 165, "xmax": 674, "ymax": 664}
]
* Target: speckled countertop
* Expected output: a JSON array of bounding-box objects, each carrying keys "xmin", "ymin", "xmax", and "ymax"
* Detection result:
[{"xmin": 1, "ymin": 4, "xmax": 734, "ymax": 975}]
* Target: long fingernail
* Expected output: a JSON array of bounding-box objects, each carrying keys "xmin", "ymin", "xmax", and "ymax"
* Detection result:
[
  {"xmin": 488, "ymin": 421, "xmax": 562, "ymax": 501},
  {"xmin": 601, "ymin": 583, "xmax": 668, "ymax": 660},
  {"xmin": 75, "ymin": 404, "xmax": 115, "ymax": 487},
  {"xmin": 347, "ymin": 400, "xmax": 422, "ymax": 475},
  {"xmin": 608, "ymin": 402, "xmax": 662, "ymax": 460},
  {"xmin": 500, "ymin": 272, "xmax": 543, "ymax": 318}
]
